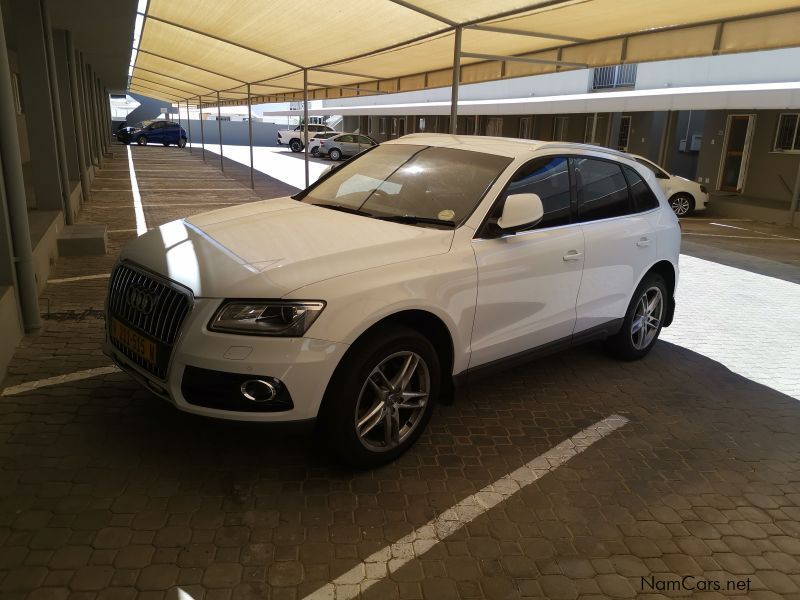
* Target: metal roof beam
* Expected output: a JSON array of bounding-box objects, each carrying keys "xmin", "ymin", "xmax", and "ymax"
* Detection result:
[
  {"xmin": 130, "ymin": 75, "xmax": 198, "ymax": 97},
  {"xmin": 460, "ymin": 51, "xmax": 586, "ymax": 69},
  {"xmin": 386, "ymin": 0, "xmax": 457, "ymax": 26},
  {"xmin": 307, "ymin": 82, "xmax": 389, "ymax": 95},
  {"xmin": 465, "ymin": 24, "xmax": 586, "ymax": 44},
  {"xmin": 137, "ymin": 49, "xmax": 247, "ymax": 84},
  {"xmin": 133, "ymin": 65, "xmax": 216, "ymax": 92},
  {"xmin": 145, "ymin": 14, "xmax": 304, "ymax": 69}
]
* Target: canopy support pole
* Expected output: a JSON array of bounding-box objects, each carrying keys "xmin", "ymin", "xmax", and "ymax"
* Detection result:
[
  {"xmin": 247, "ymin": 83, "xmax": 254, "ymax": 189},
  {"xmin": 216, "ymin": 91, "xmax": 223, "ymax": 171},
  {"xmin": 199, "ymin": 96, "xmax": 205, "ymax": 161},
  {"xmin": 176, "ymin": 101, "xmax": 181, "ymax": 143},
  {"xmin": 303, "ymin": 68, "xmax": 309, "ymax": 188},
  {"xmin": 185, "ymin": 99, "xmax": 192, "ymax": 154},
  {"xmin": 450, "ymin": 26, "xmax": 461, "ymax": 135},
  {"xmin": 789, "ymin": 158, "xmax": 800, "ymax": 227}
]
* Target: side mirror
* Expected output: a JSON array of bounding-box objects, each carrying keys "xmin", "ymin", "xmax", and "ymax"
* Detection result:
[{"xmin": 497, "ymin": 193, "xmax": 544, "ymax": 231}]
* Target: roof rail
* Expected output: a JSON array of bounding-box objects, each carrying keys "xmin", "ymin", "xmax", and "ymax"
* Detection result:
[{"xmin": 537, "ymin": 142, "xmax": 631, "ymax": 159}]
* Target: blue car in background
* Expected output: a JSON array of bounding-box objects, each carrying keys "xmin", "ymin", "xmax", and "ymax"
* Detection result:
[{"xmin": 117, "ymin": 120, "xmax": 187, "ymax": 147}]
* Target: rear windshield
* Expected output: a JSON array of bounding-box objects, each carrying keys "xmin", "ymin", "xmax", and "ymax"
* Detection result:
[{"xmin": 299, "ymin": 144, "xmax": 512, "ymax": 225}]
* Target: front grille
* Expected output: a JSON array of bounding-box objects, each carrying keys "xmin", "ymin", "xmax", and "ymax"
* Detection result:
[{"xmin": 107, "ymin": 263, "xmax": 192, "ymax": 379}]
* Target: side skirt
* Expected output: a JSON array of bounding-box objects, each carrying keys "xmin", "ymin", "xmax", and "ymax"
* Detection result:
[{"xmin": 452, "ymin": 319, "xmax": 624, "ymax": 389}]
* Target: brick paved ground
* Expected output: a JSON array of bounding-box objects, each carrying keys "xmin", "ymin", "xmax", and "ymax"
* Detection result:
[{"xmin": 1, "ymin": 144, "xmax": 799, "ymax": 599}]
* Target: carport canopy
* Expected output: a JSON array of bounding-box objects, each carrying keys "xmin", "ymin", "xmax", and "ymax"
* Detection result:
[{"xmin": 129, "ymin": 0, "xmax": 800, "ymax": 108}]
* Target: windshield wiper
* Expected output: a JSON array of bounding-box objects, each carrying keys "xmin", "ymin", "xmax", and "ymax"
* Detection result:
[
  {"xmin": 377, "ymin": 215, "xmax": 457, "ymax": 228},
  {"xmin": 311, "ymin": 203, "xmax": 373, "ymax": 217}
]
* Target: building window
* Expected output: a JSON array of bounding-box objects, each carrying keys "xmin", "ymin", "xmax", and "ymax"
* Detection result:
[
  {"xmin": 617, "ymin": 115, "xmax": 632, "ymax": 151},
  {"xmin": 552, "ymin": 116, "xmax": 568, "ymax": 141},
  {"xmin": 592, "ymin": 64, "xmax": 637, "ymax": 90},
  {"xmin": 379, "ymin": 117, "xmax": 387, "ymax": 134},
  {"xmin": 217, "ymin": 116, "xmax": 231, "ymax": 121},
  {"xmin": 486, "ymin": 117, "xmax": 503, "ymax": 137},
  {"xmin": 11, "ymin": 72, "xmax": 23, "ymax": 114},
  {"xmin": 391, "ymin": 118, "xmax": 397, "ymax": 135},
  {"xmin": 518, "ymin": 117, "xmax": 533, "ymax": 139},
  {"xmin": 774, "ymin": 113, "xmax": 800, "ymax": 152},
  {"xmin": 418, "ymin": 117, "xmax": 426, "ymax": 132}
]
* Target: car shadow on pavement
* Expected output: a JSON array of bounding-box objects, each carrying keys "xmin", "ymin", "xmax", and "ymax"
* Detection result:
[{"xmin": 1, "ymin": 340, "xmax": 798, "ymax": 598}]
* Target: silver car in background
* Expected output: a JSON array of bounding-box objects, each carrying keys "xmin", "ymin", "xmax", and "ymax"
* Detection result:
[
  {"xmin": 308, "ymin": 132, "xmax": 340, "ymax": 157},
  {"xmin": 317, "ymin": 134, "xmax": 377, "ymax": 161}
]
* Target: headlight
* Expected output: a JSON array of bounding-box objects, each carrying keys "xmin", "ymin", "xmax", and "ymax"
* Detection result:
[{"xmin": 209, "ymin": 301, "xmax": 325, "ymax": 336}]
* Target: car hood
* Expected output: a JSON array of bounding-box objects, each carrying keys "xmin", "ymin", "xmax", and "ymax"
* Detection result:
[{"xmin": 120, "ymin": 198, "xmax": 454, "ymax": 298}]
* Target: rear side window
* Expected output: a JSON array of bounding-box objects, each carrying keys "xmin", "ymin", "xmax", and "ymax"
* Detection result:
[
  {"xmin": 624, "ymin": 166, "xmax": 660, "ymax": 212},
  {"xmin": 574, "ymin": 158, "xmax": 632, "ymax": 222},
  {"xmin": 500, "ymin": 156, "xmax": 571, "ymax": 230}
]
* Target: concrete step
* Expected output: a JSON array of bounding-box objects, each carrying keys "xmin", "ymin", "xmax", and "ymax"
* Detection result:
[{"xmin": 56, "ymin": 224, "xmax": 108, "ymax": 256}]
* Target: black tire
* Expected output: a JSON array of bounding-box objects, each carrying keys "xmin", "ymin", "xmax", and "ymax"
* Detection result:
[
  {"xmin": 608, "ymin": 273, "xmax": 668, "ymax": 360},
  {"xmin": 310, "ymin": 147, "xmax": 319, "ymax": 157},
  {"xmin": 329, "ymin": 148, "xmax": 342, "ymax": 161},
  {"xmin": 162, "ymin": 142, "xmax": 170, "ymax": 147},
  {"xmin": 320, "ymin": 324, "xmax": 440, "ymax": 468},
  {"xmin": 289, "ymin": 138, "xmax": 303, "ymax": 153},
  {"xmin": 669, "ymin": 193, "xmax": 694, "ymax": 217},
  {"xmin": 136, "ymin": 135, "xmax": 147, "ymax": 146},
  {"xmin": 178, "ymin": 138, "xmax": 187, "ymax": 148}
]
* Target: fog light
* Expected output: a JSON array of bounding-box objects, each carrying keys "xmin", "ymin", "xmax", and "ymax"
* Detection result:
[{"xmin": 240, "ymin": 379, "xmax": 277, "ymax": 402}]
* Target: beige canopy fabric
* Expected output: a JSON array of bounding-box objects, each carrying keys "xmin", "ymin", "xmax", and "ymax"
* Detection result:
[{"xmin": 129, "ymin": 0, "xmax": 800, "ymax": 107}]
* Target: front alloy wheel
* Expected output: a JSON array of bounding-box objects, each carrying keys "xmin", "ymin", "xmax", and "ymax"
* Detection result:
[
  {"xmin": 136, "ymin": 135, "xmax": 147, "ymax": 146},
  {"xmin": 355, "ymin": 351, "xmax": 430, "ymax": 452},
  {"xmin": 321, "ymin": 324, "xmax": 440, "ymax": 467}
]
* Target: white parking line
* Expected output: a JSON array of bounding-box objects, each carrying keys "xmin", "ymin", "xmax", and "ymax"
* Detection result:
[
  {"xmin": 127, "ymin": 145, "xmax": 148, "ymax": 236},
  {"xmin": 1, "ymin": 366, "xmax": 120, "ymax": 397},
  {"xmin": 303, "ymin": 414, "xmax": 629, "ymax": 600},
  {"xmin": 47, "ymin": 273, "xmax": 111, "ymax": 284}
]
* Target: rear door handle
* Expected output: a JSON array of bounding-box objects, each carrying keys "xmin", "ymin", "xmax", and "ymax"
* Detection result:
[
  {"xmin": 563, "ymin": 250, "xmax": 583, "ymax": 262},
  {"xmin": 636, "ymin": 237, "xmax": 652, "ymax": 248}
]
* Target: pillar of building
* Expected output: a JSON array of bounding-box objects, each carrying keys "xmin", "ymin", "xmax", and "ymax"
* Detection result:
[
  {"xmin": 65, "ymin": 34, "xmax": 90, "ymax": 201},
  {"xmin": 78, "ymin": 53, "xmax": 98, "ymax": 168},
  {"xmin": 0, "ymin": 1, "xmax": 42, "ymax": 332},
  {"xmin": 52, "ymin": 30, "xmax": 81, "ymax": 195},
  {"xmin": 10, "ymin": 0, "xmax": 65, "ymax": 213}
]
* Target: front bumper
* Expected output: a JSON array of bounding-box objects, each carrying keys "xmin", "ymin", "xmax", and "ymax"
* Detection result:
[{"xmin": 105, "ymin": 298, "xmax": 349, "ymax": 422}]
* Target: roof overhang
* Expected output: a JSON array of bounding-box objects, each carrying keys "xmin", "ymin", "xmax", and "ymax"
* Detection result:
[
  {"xmin": 129, "ymin": 1, "xmax": 800, "ymax": 105},
  {"xmin": 49, "ymin": 0, "xmax": 138, "ymax": 90},
  {"xmin": 256, "ymin": 82, "xmax": 800, "ymax": 116}
]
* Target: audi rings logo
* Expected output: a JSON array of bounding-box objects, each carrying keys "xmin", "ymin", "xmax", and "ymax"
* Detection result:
[{"xmin": 126, "ymin": 284, "xmax": 157, "ymax": 314}]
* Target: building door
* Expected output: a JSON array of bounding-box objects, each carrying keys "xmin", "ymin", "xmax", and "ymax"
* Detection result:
[
  {"xmin": 719, "ymin": 114, "xmax": 755, "ymax": 193},
  {"xmin": 518, "ymin": 117, "xmax": 533, "ymax": 139},
  {"xmin": 486, "ymin": 117, "xmax": 503, "ymax": 137},
  {"xmin": 616, "ymin": 116, "xmax": 632, "ymax": 151}
]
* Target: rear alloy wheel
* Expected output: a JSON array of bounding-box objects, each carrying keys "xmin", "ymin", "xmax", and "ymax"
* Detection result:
[
  {"xmin": 289, "ymin": 139, "xmax": 303, "ymax": 153},
  {"xmin": 178, "ymin": 138, "xmax": 187, "ymax": 148},
  {"xmin": 321, "ymin": 324, "xmax": 439, "ymax": 468},
  {"xmin": 136, "ymin": 135, "xmax": 147, "ymax": 146},
  {"xmin": 329, "ymin": 148, "xmax": 342, "ymax": 161},
  {"xmin": 608, "ymin": 273, "xmax": 667, "ymax": 360},
  {"xmin": 310, "ymin": 147, "xmax": 319, "ymax": 157},
  {"xmin": 670, "ymin": 193, "xmax": 694, "ymax": 217}
]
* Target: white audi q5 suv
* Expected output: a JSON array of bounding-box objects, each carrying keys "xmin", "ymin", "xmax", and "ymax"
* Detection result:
[{"xmin": 105, "ymin": 135, "xmax": 680, "ymax": 467}]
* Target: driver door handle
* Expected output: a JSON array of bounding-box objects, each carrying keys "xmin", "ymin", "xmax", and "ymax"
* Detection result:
[{"xmin": 563, "ymin": 250, "xmax": 583, "ymax": 262}]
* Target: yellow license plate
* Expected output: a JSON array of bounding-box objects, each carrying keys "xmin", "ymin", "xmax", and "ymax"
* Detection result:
[{"xmin": 111, "ymin": 318, "xmax": 156, "ymax": 364}]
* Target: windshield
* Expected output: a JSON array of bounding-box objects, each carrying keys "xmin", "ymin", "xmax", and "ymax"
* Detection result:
[{"xmin": 299, "ymin": 144, "xmax": 512, "ymax": 226}]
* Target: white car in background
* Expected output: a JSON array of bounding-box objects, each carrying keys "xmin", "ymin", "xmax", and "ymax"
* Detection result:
[
  {"xmin": 105, "ymin": 135, "xmax": 680, "ymax": 467},
  {"xmin": 631, "ymin": 154, "xmax": 708, "ymax": 216},
  {"xmin": 277, "ymin": 124, "xmax": 336, "ymax": 152}
]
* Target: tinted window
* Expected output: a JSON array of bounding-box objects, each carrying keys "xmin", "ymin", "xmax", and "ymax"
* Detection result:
[
  {"xmin": 574, "ymin": 158, "xmax": 631, "ymax": 222},
  {"xmin": 624, "ymin": 166, "xmax": 660, "ymax": 212},
  {"xmin": 338, "ymin": 135, "xmax": 354, "ymax": 143},
  {"xmin": 501, "ymin": 156, "xmax": 571, "ymax": 230},
  {"xmin": 634, "ymin": 157, "xmax": 668, "ymax": 179},
  {"xmin": 358, "ymin": 136, "xmax": 374, "ymax": 145},
  {"xmin": 301, "ymin": 145, "xmax": 511, "ymax": 226}
]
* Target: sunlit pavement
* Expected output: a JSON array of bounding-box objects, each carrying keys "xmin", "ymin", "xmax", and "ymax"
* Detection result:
[
  {"xmin": 0, "ymin": 145, "xmax": 799, "ymax": 599},
  {"xmin": 662, "ymin": 254, "xmax": 800, "ymax": 401},
  {"xmin": 188, "ymin": 143, "xmax": 329, "ymax": 190}
]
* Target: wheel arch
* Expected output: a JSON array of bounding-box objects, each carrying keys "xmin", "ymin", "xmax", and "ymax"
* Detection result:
[
  {"xmin": 320, "ymin": 308, "xmax": 457, "ymax": 416},
  {"xmin": 639, "ymin": 259, "xmax": 677, "ymax": 327}
]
